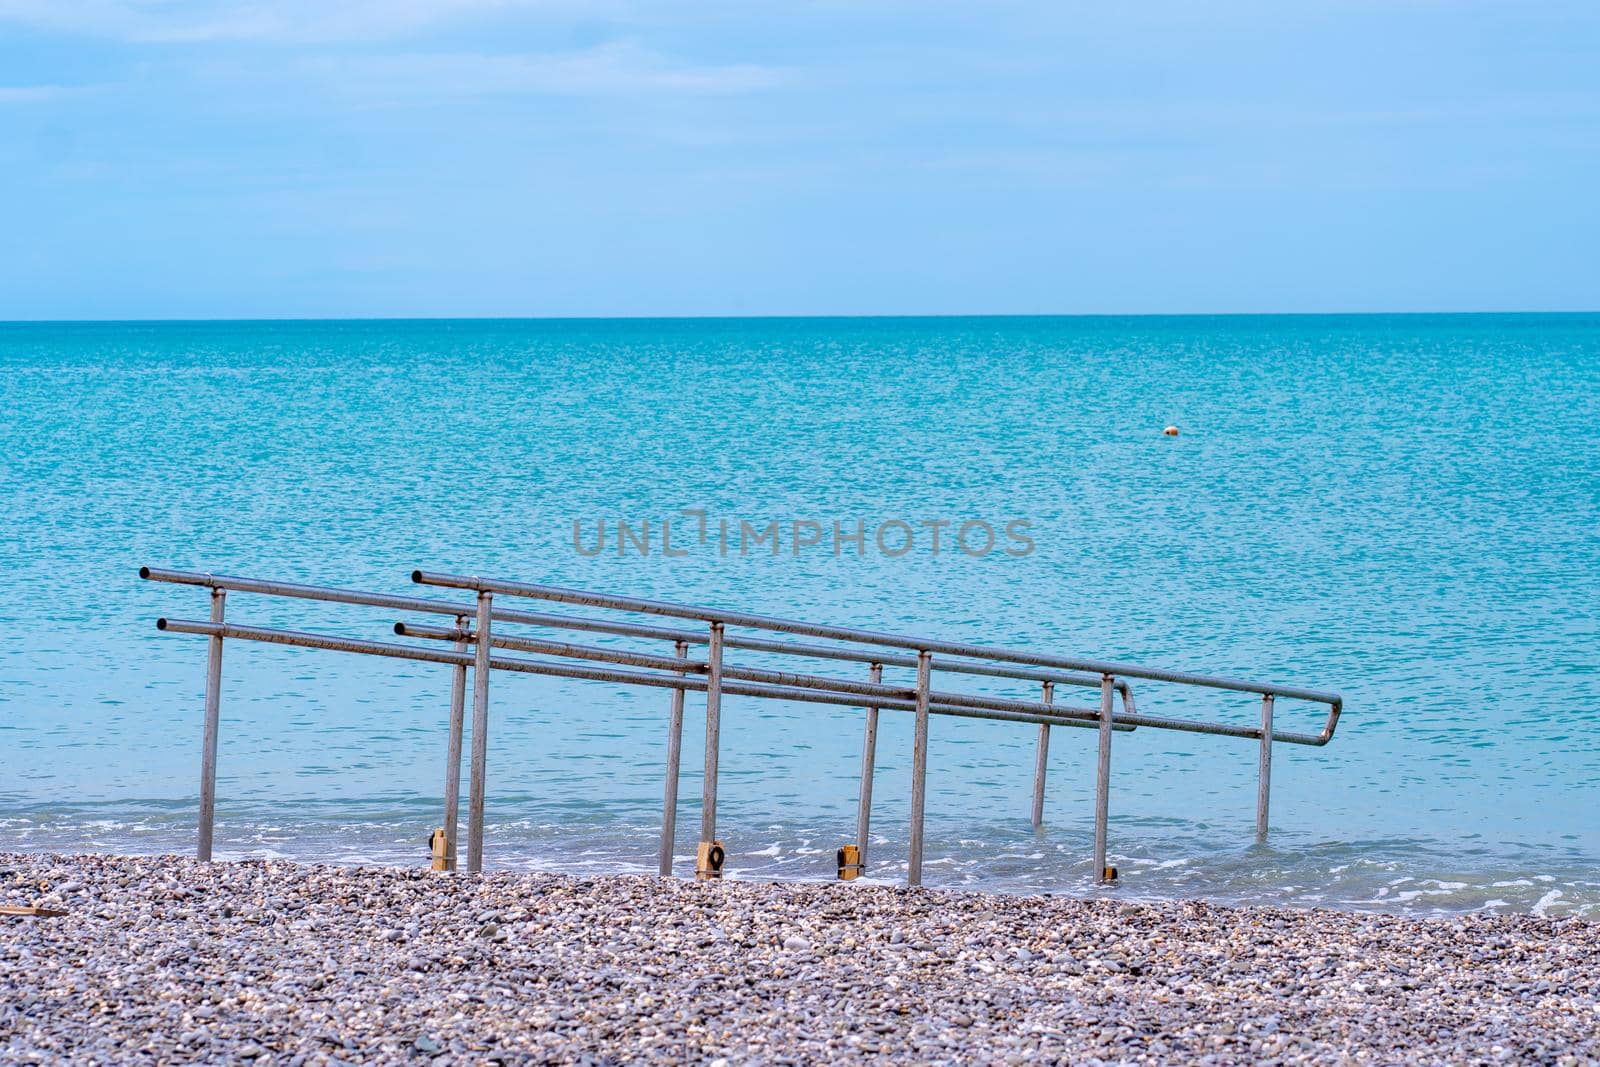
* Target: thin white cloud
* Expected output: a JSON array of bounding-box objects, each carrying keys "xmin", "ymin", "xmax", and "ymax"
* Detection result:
[
  {"xmin": 305, "ymin": 43, "xmax": 785, "ymax": 99},
  {"xmin": 0, "ymin": 0, "xmax": 576, "ymax": 43},
  {"xmin": 0, "ymin": 84, "xmax": 80, "ymax": 103}
]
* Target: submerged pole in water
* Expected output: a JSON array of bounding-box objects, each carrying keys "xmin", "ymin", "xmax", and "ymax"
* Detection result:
[
  {"xmin": 907, "ymin": 650, "xmax": 933, "ymax": 887},
  {"xmin": 197, "ymin": 587, "xmax": 226, "ymax": 862},
  {"xmin": 1030, "ymin": 681, "xmax": 1054, "ymax": 828},
  {"xmin": 659, "ymin": 639, "xmax": 689, "ymax": 876},
  {"xmin": 855, "ymin": 662, "xmax": 883, "ymax": 871},
  {"xmin": 1257, "ymin": 693, "xmax": 1275, "ymax": 840},
  {"xmin": 697, "ymin": 623, "xmax": 725, "ymax": 878},
  {"xmin": 466, "ymin": 590, "xmax": 493, "ymax": 874},
  {"xmin": 441, "ymin": 614, "xmax": 469, "ymax": 872},
  {"xmin": 1093, "ymin": 673, "xmax": 1114, "ymax": 882}
]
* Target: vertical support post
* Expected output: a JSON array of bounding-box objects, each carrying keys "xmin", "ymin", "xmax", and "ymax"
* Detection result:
[
  {"xmin": 697, "ymin": 623, "xmax": 725, "ymax": 877},
  {"xmin": 659, "ymin": 639, "xmax": 689, "ymax": 877},
  {"xmin": 196, "ymin": 587, "xmax": 226, "ymax": 862},
  {"xmin": 466, "ymin": 590, "xmax": 493, "ymax": 875},
  {"xmin": 1030, "ymin": 681, "xmax": 1054, "ymax": 828},
  {"xmin": 907, "ymin": 650, "xmax": 933, "ymax": 887},
  {"xmin": 1257, "ymin": 693, "xmax": 1275, "ymax": 840},
  {"xmin": 1093, "ymin": 673, "xmax": 1114, "ymax": 883},
  {"xmin": 441, "ymin": 614, "xmax": 469, "ymax": 872},
  {"xmin": 854, "ymin": 662, "xmax": 883, "ymax": 871}
]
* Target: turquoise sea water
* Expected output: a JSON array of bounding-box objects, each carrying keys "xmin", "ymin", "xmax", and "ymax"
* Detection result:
[{"xmin": 2, "ymin": 315, "xmax": 1597, "ymax": 915}]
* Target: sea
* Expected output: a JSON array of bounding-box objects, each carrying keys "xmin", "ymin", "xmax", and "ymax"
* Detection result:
[{"xmin": 2, "ymin": 314, "xmax": 1596, "ymax": 916}]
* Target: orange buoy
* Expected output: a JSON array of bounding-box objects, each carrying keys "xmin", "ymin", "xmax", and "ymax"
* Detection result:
[{"xmin": 1163, "ymin": 425, "xmax": 1180, "ymax": 437}]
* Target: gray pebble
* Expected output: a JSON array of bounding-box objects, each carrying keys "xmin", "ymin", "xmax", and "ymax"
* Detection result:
[{"xmin": 2, "ymin": 852, "xmax": 1596, "ymax": 1065}]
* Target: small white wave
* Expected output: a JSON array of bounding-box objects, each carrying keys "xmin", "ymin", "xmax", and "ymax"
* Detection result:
[
  {"xmin": 1392, "ymin": 888, "xmax": 1455, "ymax": 903},
  {"xmin": 1531, "ymin": 889, "xmax": 1564, "ymax": 916}
]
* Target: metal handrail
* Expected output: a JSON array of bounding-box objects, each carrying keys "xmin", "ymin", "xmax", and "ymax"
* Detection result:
[
  {"xmin": 140, "ymin": 566, "xmax": 1137, "ymax": 702},
  {"xmin": 158, "ymin": 617, "xmax": 1126, "ymax": 731},
  {"xmin": 410, "ymin": 570, "xmax": 1344, "ymax": 731},
  {"xmin": 391, "ymin": 622, "xmax": 1128, "ymax": 731},
  {"xmin": 408, "ymin": 570, "xmax": 1342, "ymax": 883},
  {"xmin": 143, "ymin": 565, "xmax": 1345, "ymax": 888}
]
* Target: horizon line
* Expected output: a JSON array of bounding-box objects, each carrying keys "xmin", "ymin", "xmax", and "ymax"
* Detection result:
[{"xmin": 2, "ymin": 308, "xmax": 1597, "ymax": 326}]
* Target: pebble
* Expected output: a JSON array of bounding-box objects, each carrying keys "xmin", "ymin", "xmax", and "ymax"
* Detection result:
[{"xmin": 2, "ymin": 852, "xmax": 1597, "ymax": 1064}]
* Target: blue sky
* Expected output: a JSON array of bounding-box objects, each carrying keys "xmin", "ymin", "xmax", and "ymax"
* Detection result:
[{"xmin": 1, "ymin": 2, "xmax": 1596, "ymax": 318}]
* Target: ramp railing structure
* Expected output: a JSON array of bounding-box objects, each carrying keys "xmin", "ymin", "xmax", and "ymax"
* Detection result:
[{"xmin": 141, "ymin": 566, "xmax": 1343, "ymax": 886}]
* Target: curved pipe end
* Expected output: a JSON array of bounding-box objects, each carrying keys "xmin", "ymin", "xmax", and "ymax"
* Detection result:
[
  {"xmin": 155, "ymin": 617, "xmax": 169, "ymax": 631},
  {"xmin": 1315, "ymin": 697, "xmax": 1344, "ymax": 745},
  {"xmin": 138, "ymin": 566, "xmax": 152, "ymax": 580},
  {"xmin": 393, "ymin": 622, "xmax": 407, "ymax": 636},
  {"xmin": 410, "ymin": 569, "xmax": 424, "ymax": 584}
]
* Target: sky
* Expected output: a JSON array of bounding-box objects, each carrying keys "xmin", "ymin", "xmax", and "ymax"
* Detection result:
[{"xmin": 1, "ymin": 1, "xmax": 1597, "ymax": 319}]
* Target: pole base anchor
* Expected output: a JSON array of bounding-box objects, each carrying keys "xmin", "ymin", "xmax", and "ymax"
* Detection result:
[
  {"xmin": 696, "ymin": 840, "xmax": 726, "ymax": 880},
  {"xmin": 836, "ymin": 844, "xmax": 862, "ymax": 881}
]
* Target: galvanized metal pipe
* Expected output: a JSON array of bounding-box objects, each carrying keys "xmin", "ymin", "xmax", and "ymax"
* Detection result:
[
  {"xmin": 451, "ymin": 602, "xmax": 1146, "ymax": 732},
  {"xmin": 151, "ymin": 566, "xmax": 1348, "ymax": 886},
  {"xmin": 726, "ymin": 663, "xmax": 1112, "ymax": 728},
  {"xmin": 144, "ymin": 566, "xmax": 486, "ymax": 622},
  {"xmin": 442, "ymin": 614, "xmax": 469, "ymax": 871},
  {"xmin": 146, "ymin": 566, "xmax": 1159, "ymax": 722},
  {"xmin": 907, "ymin": 651, "xmax": 933, "ymax": 887},
  {"xmin": 412, "ymin": 595, "xmax": 1126, "ymax": 700},
  {"xmin": 411, "ymin": 571, "xmax": 1342, "ymax": 710},
  {"xmin": 477, "ymin": 613, "xmax": 1143, "ymax": 712},
  {"xmin": 396, "ymin": 622, "xmax": 1120, "ymax": 735},
  {"xmin": 155, "ymin": 611, "xmax": 1329, "ymax": 881},
  {"xmin": 396, "ymin": 623, "xmax": 702, "ymax": 675},
  {"xmin": 149, "ymin": 566, "xmax": 1337, "ymax": 742},
  {"xmin": 1093, "ymin": 674, "xmax": 1115, "ymax": 883},
  {"xmin": 405, "ymin": 570, "xmax": 1341, "ymax": 745},
  {"xmin": 144, "ymin": 567, "xmax": 1101, "ymax": 689},
  {"xmin": 659, "ymin": 640, "xmax": 688, "ymax": 877},
  {"xmin": 406, "ymin": 617, "xmax": 1135, "ymax": 733},
  {"xmin": 700, "ymin": 623, "xmax": 725, "ymax": 855},
  {"xmin": 1031, "ymin": 681, "xmax": 1054, "ymax": 829},
  {"xmin": 414, "ymin": 613, "xmax": 1143, "ymax": 735},
  {"xmin": 196, "ymin": 587, "xmax": 226, "ymax": 862},
  {"xmin": 855, "ymin": 662, "xmax": 883, "ymax": 871},
  {"xmin": 723, "ymin": 634, "xmax": 1113, "ymax": 692},
  {"xmin": 1257, "ymin": 693, "xmax": 1275, "ymax": 840},
  {"xmin": 159, "ymin": 617, "xmax": 1131, "ymax": 733},
  {"xmin": 466, "ymin": 591, "xmax": 493, "ymax": 874}
]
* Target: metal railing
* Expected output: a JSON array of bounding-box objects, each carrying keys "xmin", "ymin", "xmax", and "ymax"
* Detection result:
[{"xmin": 141, "ymin": 565, "xmax": 1343, "ymax": 886}]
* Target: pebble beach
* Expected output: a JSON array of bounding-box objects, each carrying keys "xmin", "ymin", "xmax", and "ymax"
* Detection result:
[{"xmin": 2, "ymin": 854, "xmax": 1597, "ymax": 1064}]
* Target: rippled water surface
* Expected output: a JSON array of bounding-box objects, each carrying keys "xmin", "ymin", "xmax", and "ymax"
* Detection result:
[{"xmin": 2, "ymin": 315, "xmax": 1597, "ymax": 915}]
